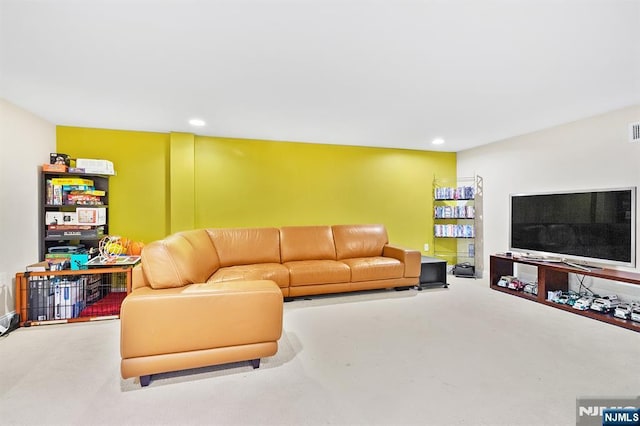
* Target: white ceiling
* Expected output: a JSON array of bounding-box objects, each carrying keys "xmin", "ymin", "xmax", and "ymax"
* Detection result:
[{"xmin": 1, "ymin": 0, "xmax": 639, "ymax": 152}]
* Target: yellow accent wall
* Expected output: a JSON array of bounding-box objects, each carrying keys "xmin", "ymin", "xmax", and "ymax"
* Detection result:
[
  {"xmin": 169, "ymin": 132, "xmax": 195, "ymax": 234},
  {"xmin": 57, "ymin": 127, "xmax": 456, "ymax": 252},
  {"xmin": 56, "ymin": 127, "xmax": 170, "ymax": 244},
  {"xmin": 194, "ymin": 136, "xmax": 455, "ymax": 251}
]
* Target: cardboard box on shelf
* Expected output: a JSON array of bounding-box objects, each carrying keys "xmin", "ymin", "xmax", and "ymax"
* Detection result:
[
  {"xmin": 50, "ymin": 178, "xmax": 94, "ymax": 186},
  {"xmin": 26, "ymin": 261, "xmax": 50, "ymax": 272},
  {"xmin": 45, "ymin": 211, "xmax": 79, "ymax": 225},
  {"xmin": 49, "ymin": 153, "xmax": 70, "ymax": 166},
  {"xmin": 75, "ymin": 159, "xmax": 115, "ymax": 175},
  {"xmin": 46, "ymin": 227, "xmax": 104, "ymax": 239},
  {"xmin": 76, "ymin": 207, "xmax": 106, "ymax": 225},
  {"xmin": 70, "ymin": 254, "xmax": 89, "ymax": 270},
  {"xmin": 42, "ymin": 163, "xmax": 68, "ymax": 172}
]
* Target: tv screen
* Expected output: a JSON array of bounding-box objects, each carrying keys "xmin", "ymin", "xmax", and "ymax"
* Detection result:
[{"xmin": 510, "ymin": 188, "xmax": 636, "ymax": 267}]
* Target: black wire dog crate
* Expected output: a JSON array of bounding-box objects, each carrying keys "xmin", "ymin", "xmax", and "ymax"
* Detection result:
[{"xmin": 16, "ymin": 267, "xmax": 132, "ymax": 326}]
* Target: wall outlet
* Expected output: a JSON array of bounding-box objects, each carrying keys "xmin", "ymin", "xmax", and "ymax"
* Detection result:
[{"xmin": 424, "ymin": 243, "xmax": 429, "ymax": 251}]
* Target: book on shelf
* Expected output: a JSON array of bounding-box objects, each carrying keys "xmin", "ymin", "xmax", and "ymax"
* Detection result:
[
  {"xmin": 26, "ymin": 261, "xmax": 50, "ymax": 272},
  {"xmin": 434, "ymin": 186, "xmax": 475, "ymax": 200},
  {"xmin": 42, "ymin": 163, "xmax": 67, "ymax": 172},
  {"xmin": 62, "ymin": 184, "xmax": 93, "ymax": 191},
  {"xmin": 44, "ymin": 252, "xmax": 73, "ymax": 259},
  {"xmin": 434, "ymin": 224, "xmax": 475, "ymax": 238},
  {"xmin": 47, "ymin": 224, "xmax": 94, "ymax": 230},
  {"xmin": 64, "ymin": 193, "xmax": 104, "ymax": 205},
  {"xmin": 46, "ymin": 182, "xmax": 106, "ymax": 206},
  {"xmin": 434, "ymin": 205, "xmax": 475, "ymax": 219},
  {"xmin": 45, "ymin": 179, "xmax": 64, "ymax": 205},
  {"xmin": 49, "ymin": 259, "xmax": 71, "ymax": 270},
  {"xmin": 50, "ymin": 178, "xmax": 94, "ymax": 186},
  {"xmin": 44, "ymin": 255, "xmax": 72, "ymax": 270},
  {"xmin": 53, "ymin": 183, "xmax": 63, "ymax": 205},
  {"xmin": 69, "ymin": 188, "xmax": 104, "ymax": 196},
  {"xmin": 46, "ymin": 226, "xmax": 104, "ymax": 239}
]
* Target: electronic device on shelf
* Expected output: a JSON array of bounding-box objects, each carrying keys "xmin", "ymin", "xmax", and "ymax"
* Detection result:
[
  {"xmin": 566, "ymin": 293, "xmax": 581, "ymax": 306},
  {"xmin": 523, "ymin": 282, "xmax": 538, "ymax": 295},
  {"xmin": 509, "ymin": 187, "xmax": 636, "ymax": 268},
  {"xmin": 519, "ymin": 254, "xmax": 563, "ymax": 263},
  {"xmin": 614, "ymin": 301, "xmax": 640, "ymax": 320},
  {"xmin": 497, "ymin": 275, "xmax": 515, "ymax": 288},
  {"xmin": 490, "ymin": 254, "xmax": 640, "ymax": 332},
  {"xmin": 551, "ymin": 292, "xmax": 577, "ymax": 305},
  {"xmin": 547, "ymin": 290, "xmax": 564, "ymax": 303},
  {"xmin": 519, "ymin": 254, "xmax": 546, "ymax": 261},
  {"xmin": 48, "ymin": 245, "xmax": 84, "ymax": 254},
  {"xmin": 573, "ymin": 296, "xmax": 594, "ymax": 311},
  {"xmin": 517, "ymin": 254, "xmax": 602, "ymax": 272},
  {"xmin": 614, "ymin": 304, "xmax": 632, "ymax": 320},
  {"xmin": 590, "ymin": 295, "xmax": 620, "ymax": 313},
  {"xmin": 507, "ymin": 278, "xmax": 526, "ymax": 291},
  {"xmin": 562, "ymin": 261, "xmax": 593, "ymax": 272}
]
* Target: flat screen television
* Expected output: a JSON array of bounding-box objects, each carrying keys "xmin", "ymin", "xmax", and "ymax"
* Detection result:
[{"xmin": 510, "ymin": 187, "xmax": 636, "ymax": 268}]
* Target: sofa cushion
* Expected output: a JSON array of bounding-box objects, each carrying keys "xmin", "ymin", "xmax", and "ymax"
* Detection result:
[
  {"xmin": 284, "ymin": 260, "xmax": 350, "ymax": 286},
  {"xmin": 332, "ymin": 224, "xmax": 388, "ymax": 260},
  {"xmin": 208, "ymin": 263, "xmax": 290, "ymax": 288},
  {"xmin": 280, "ymin": 226, "xmax": 337, "ymax": 262},
  {"xmin": 340, "ymin": 257, "xmax": 404, "ymax": 282},
  {"xmin": 207, "ymin": 227, "xmax": 281, "ymax": 266},
  {"xmin": 141, "ymin": 229, "xmax": 219, "ymax": 289},
  {"xmin": 120, "ymin": 280, "xmax": 283, "ymax": 359}
]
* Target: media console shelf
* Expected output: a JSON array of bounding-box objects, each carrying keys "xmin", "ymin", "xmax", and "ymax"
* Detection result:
[{"xmin": 489, "ymin": 254, "xmax": 640, "ymax": 333}]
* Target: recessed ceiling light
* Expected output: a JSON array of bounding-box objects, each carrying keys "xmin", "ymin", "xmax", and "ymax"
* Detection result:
[
  {"xmin": 432, "ymin": 138, "xmax": 445, "ymax": 145},
  {"xmin": 189, "ymin": 118, "xmax": 206, "ymax": 126}
]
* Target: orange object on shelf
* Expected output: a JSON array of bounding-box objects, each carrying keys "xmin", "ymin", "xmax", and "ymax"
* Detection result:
[{"xmin": 42, "ymin": 163, "xmax": 68, "ymax": 172}]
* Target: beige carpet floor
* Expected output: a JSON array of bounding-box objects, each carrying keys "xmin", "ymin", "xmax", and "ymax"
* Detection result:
[{"xmin": 0, "ymin": 276, "xmax": 638, "ymax": 426}]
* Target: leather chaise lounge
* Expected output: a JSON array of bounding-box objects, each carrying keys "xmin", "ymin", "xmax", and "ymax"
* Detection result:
[{"xmin": 120, "ymin": 224, "xmax": 420, "ymax": 386}]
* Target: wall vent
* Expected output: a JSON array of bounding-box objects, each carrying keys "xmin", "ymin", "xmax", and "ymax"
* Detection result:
[{"xmin": 630, "ymin": 122, "xmax": 640, "ymax": 143}]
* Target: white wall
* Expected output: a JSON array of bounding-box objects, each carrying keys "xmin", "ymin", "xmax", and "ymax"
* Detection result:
[
  {"xmin": 458, "ymin": 105, "xmax": 640, "ymax": 300},
  {"xmin": 0, "ymin": 99, "xmax": 55, "ymax": 320}
]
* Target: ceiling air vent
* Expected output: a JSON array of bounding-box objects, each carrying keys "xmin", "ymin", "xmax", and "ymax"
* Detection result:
[{"xmin": 630, "ymin": 122, "xmax": 640, "ymax": 143}]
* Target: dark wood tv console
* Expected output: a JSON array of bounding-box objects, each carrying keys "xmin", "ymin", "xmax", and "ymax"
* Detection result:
[{"xmin": 489, "ymin": 254, "xmax": 640, "ymax": 333}]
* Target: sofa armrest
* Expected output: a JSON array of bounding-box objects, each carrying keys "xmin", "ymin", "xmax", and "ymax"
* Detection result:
[
  {"xmin": 383, "ymin": 245, "xmax": 421, "ymax": 278},
  {"xmin": 120, "ymin": 280, "xmax": 283, "ymax": 359},
  {"xmin": 131, "ymin": 264, "xmax": 148, "ymax": 291}
]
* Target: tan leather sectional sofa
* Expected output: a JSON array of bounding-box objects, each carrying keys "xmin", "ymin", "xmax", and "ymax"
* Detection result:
[{"xmin": 120, "ymin": 224, "xmax": 420, "ymax": 386}]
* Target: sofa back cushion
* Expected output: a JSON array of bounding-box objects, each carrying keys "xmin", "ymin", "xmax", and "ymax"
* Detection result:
[
  {"xmin": 207, "ymin": 227, "xmax": 281, "ymax": 266},
  {"xmin": 332, "ymin": 224, "xmax": 389, "ymax": 259},
  {"xmin": 280, "ymin": 226, "xmax": 337, "ymax": 262},
  {"xmin": 141, "ymin": 229, "xmax": 220, "ymax": 289}
]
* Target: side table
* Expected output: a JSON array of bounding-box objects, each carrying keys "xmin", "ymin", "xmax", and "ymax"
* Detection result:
[{"xmin": 415, "ymin": 256, "xmax": 448, "ymax": 290}]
